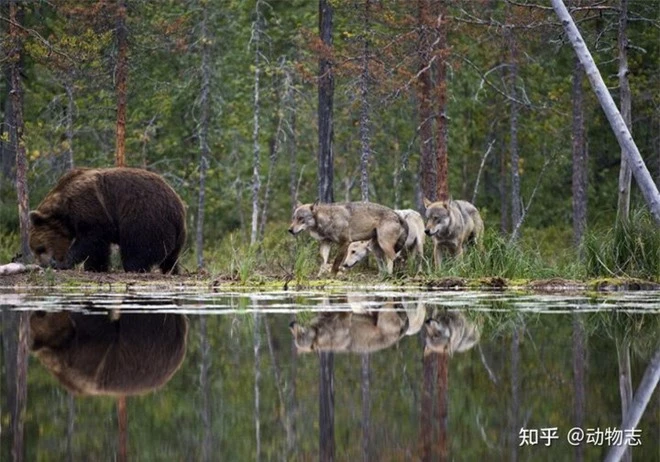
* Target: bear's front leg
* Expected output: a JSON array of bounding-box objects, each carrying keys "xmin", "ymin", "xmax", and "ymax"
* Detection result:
[{"xmin": 67, "ymin": 236, "xmax": 111, "ymax": 272}]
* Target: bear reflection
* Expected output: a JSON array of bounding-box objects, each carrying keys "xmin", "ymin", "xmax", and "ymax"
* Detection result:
[
  {"xmin": 290, "ymin": 296, "xmax": 425, "ymax": 354},
  {"xmin": 423, "ymin": 309, "xmax": 480, "ymax": 356},
  {"xmin": 30, "ymin": 311, "xmax": 188, "ymax": 396}
]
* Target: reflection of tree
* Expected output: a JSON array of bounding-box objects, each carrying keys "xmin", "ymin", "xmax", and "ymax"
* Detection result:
[
  {"xmin": 2, "ymin": 309, "xmax": 29, "ymax": 462},
  {"xmin": 572, "ymin": 314, "xmax": 586, "ymax": 462},
  {"xmin": 420, "ymin": 309, "xmax": 481, "ymax": 461},
  {"xmin": 199, "ymin": 316, "xmax": 213, "ymax": 462},
  {"xmin": 361, "ymin": 354, "xmax": 371, "ymax": 462},
  {"xmin": 319, "ymin": 351, "xmax": 335, "ymax": 462}
]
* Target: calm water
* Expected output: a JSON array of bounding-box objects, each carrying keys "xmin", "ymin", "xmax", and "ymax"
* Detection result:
[{"xmin": 1, "ymin": 288, "xmax": 658, "ymax": 461}]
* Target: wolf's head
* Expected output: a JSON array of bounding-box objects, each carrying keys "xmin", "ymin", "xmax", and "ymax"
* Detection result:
[
  {"xmin": 423, "ymin": 312, "xmax": 480, "ymax": 356},
  {"xmin": 288, "ymin": 201, "xmax": 318, "ymax": 235},
  {"xmin": 341, "ymin": 239, "xmax": 373, "ymax": 269},
  {"xmin": 423, "ymin": 198, "xmax": 451, "ymax": 237}
]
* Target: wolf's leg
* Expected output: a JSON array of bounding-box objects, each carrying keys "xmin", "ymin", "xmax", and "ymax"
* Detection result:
[
  {"xmin": 376, "ymin": 240, "xmax": 397, "ymax": 275},
  {"xmin": 433, "ymin": 238, "xmax": 441, "ymax": 268},
  {"xmin": 317, "ymin": 241, "xmax": 333, "ymax": 275}
]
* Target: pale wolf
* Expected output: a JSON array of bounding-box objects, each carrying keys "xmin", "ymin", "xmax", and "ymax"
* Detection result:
[
  {"xmin": 290, "ymin": 296, "xmax": 425, "ymax": 354},
  {"xmin": 423, "ymin": 309, "xmax": 480, "ymax": 356},
  {"xmin": 423, "ymin": 198, "xmax": 484, "ymax": 267},
  {"xmin": 341, "ymin": 209, "xmax": 425, "ymax": 272},
  {"xmin": 288, "ymin": 201, "xmax": 408, "ymax": 274}
]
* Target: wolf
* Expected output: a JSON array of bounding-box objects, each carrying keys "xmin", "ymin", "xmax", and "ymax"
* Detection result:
[
  {"xmin": 288, "ymin": 201, "xmax": 408, "ymax": 274},
  {"xmin": 341, "ymin": 209, "xmax": 425, "ymax": 272},
  {"xmin": 423, "ymin": 309, "xmax": 480, "ymax": 356},
  {"xmin": 423, "ymin": 198, "xmax": 484, "ymax": 267},
  {"xmin": 290, "ymin": 297, "xmax": 425, "ymax": 354}
]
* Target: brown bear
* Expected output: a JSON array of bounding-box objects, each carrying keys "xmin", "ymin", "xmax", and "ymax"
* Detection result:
[
  {"xmin": 28, "ymin": 167, "xmax": 186, "ymax": 273},
  {"xmin": 30, "ymin": 310, "xmax": 188, "ymax": 396}
]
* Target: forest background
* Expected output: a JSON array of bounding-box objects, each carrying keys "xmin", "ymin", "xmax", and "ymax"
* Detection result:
[{"xmin": 0, "ymin": 0, "xmax": 658, "ymax": 280}]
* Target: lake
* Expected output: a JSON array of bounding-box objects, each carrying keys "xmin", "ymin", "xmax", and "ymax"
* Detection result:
[{"xmin": 1, "ymin": 286, "xmax": 658, "ymax": 461}]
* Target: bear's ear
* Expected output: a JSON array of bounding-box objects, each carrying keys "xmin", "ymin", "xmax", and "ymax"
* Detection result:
[
  {"xmin": 423, "ymin": 197, "xmax": 432, "ymax": 208},
  {"xmin": 29, "ymin": 211, "xmax": 48, "ymax": 227}
]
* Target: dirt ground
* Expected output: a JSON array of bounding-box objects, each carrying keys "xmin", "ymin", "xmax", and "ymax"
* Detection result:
[{"xmin": 0, "ymin": 266, "xmax": 658, "ymax": 293}]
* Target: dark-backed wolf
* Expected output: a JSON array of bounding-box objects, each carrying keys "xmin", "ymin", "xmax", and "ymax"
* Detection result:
[
  {"xmin": 423, "ymin": 310, "xmax": 480, "ymax": 356},
  {"xmin": 289, "ymin": 297, "xmax": 425, "ymax": 354},
  {"xmin": 341, "ymin": 209, "xmax": 425, "ymax": 272},
  {"xmin": 288, "ymin": 201, "xmax": 408, "ymax": 274},
  {"xmin": 423, "ymin": 198, "xmax": 484, "ymax": 267}
]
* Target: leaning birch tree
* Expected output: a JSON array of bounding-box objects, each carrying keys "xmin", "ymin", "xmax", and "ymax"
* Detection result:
[
  {"xmin": 551, "ymin": 0, "xmax": 660, "ymax": 224},
  {"xmin": 616, "ymin": 0, "xmax": 632, "ymax": 224}
]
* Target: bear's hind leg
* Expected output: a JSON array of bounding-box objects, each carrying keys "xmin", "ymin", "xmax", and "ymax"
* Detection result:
[{"xmin": 159, "ymin": 251, "xmax": 180, "ymax": 275}]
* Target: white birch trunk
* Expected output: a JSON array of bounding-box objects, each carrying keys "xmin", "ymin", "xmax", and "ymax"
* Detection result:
[
  {"xmin": 250, "ymin": 1, "xmax": 263, "ymax": 245},
  {"xmin": 196, "ymin": 3, "xmax": 211, "ymax": 269},
  {"xmin": 551, "ymin": 0, "xmax": 660, "ymax": 224}
]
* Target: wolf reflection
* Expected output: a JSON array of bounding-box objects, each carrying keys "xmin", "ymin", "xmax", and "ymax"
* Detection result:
[
  {"xmin": 29, "ymin": 310, "xmax": 188, "ymax": 396},
  {"xmin": 290, "ymin": 296, "xmax": 480, "ymax": 355}
]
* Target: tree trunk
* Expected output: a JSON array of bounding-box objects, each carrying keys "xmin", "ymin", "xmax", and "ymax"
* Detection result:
[
  {"xmin": 436, "ymin": 353, "xmax": 449, "ymax": 462},
  {"xmin": 552, "ymin": 0, "xmax": 660, "ymax": 224},
  {"xmin": 433, "ymin": 1, "xmax": 449, "ymax": 203},
  {"xmin": 417, "ymin": 0, "xmax": 435, "ymax": 202},
  {"xmin": 9, "ymin": 0, "xmax": 30, "ymax": 262},
  {"xmin": 289, "ymin": 108, "xmax": 298, "ymax": 212},
  {"xmin": 253, "ymin": 311, "xmax": 262, "ymax": 461},
  {"xmin": 117, "ymin": 396, "xmax": 128, "ymax": 462},
  {"xmin": 250, "ymin": 1, "xmax": 263, "ymax": 244},
  {"xmin": 196, "ymin": 2, "xmax": 211, "ymax": 269},
  {"xmin": 604, "ymin": 347, "xmax": 660, "ymax": 462},
  {"xmin": 572, "ymin": 56, "xmax": 588, "ymax": 248},
  {"xmin": 66, "ymin": 392, "xmax": 75, "ymax": 462},
  {"xmin": 260, "ymin": 64, "xmax": 290, "ymax": 238},
  {"xmin": 616, "ymin": 0, "xmax": 632, "ymax": 225},
  {"xmin": 572, "ymin": 314, "xmax": 587, "ymax": 462},
  {"xmin": 616, "ymin": 337, "xmax": 632, "ymax": 462},
  {"xmin": 200, "ymin": 316, "xmax": 213, "ymax": 462},
  {"xmin": 3, "ymin": 309, "xmax": 29, "ymax": 462},
  {"xmin": 507, "ymin": 12, "xmax": 522, "ymax": 242},
  {"xmin": 361, "ymin": 354, "xmax": 371, "ymax": 462},
  {"xmin": 115, "ymin": 0, "xmax": 128, "ymax": 168},
  {"xmin": 419, "ymin": 351, "xmax": 435, "ymax": 462},
  {"xmin": 63, "ymin": 77, "xmax": 75, "ymax": 171},
  {"xmin": 500, "ymin": 146, "xmax": 509, "ymax": 234},
  {"xmin": 509, "ymin": 327, "xmax": 520, "ymax": 462},
  {"xmin": 319, "ymin": 351, "xmax": 335, "ymax": 462},
  {"xmin": 358, "ymin": 0, "xmax": 372, "ymax": 203},
  {"xmin": 318, "ymin": 0, "xmax": 334, "ymax": 204}
]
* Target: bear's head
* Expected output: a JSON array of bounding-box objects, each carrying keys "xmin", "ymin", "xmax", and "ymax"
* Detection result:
[{"xmin": 28, "ymin": 211, "xmax": 72, "ymax": 267}]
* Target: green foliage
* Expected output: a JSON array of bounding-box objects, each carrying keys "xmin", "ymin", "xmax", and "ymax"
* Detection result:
[
  {"xmin": 0, "ymin": 231, "xmax": 19, "ymax": 263},
  {"xmin": 583, "ymin": 209, "xmax": 660, "ymax": 280}
]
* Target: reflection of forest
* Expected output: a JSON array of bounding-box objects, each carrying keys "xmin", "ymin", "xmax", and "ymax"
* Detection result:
[{"xmin": 1, "ymin": 293, "xmax": 658, "ymax": 461}]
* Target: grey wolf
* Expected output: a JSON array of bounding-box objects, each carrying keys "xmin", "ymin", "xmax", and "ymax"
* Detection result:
[
  {"xmin": 423, "ymin": 309, "xmax": 480, "ymax": 356},
  {"xmin": 423, "ymin": 198, "xmax": 483, "ymax": 267},
  {"xmin": 288, "ymin": 201, "xmax": 408, "ymax": 274},
  {"xmin": 289, "ymin": 296, "xmax": 424, "ymax": 353},
  {"xmin": 341, "ymin": 209, "xmax": 425, "ymax": 272}
]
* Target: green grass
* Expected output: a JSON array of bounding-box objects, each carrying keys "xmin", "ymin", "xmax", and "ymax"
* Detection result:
[{"xmin": 583, "ymin": 209, "xmax": 660, "ymax": 280}]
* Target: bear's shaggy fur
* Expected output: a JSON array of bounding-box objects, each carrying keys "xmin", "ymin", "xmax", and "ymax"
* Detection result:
[
  {"xmin": 29, "ymin": 168, "xmax": 186, "ymax": 273},
  {"xmin": 30, "ymin": 311, "xmax": 188, "ymax": 396}
]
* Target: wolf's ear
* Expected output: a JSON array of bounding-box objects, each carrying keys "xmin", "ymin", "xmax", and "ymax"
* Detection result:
[
  {"xmin": 311, "ymin": 199, "xmax": 319, "ymax": 212},
  {"xmin": 423, "ymin": 197, "xmax": 432, "ymax": 208},
  {"xmin": 295, "ymin": 201, "xmax": 303, "ymax": 209}
]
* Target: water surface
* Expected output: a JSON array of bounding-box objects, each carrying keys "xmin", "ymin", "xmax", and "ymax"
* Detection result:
[{"xmin": 1, "ymin": 288, "xmax": 658, "ymax": 461}]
